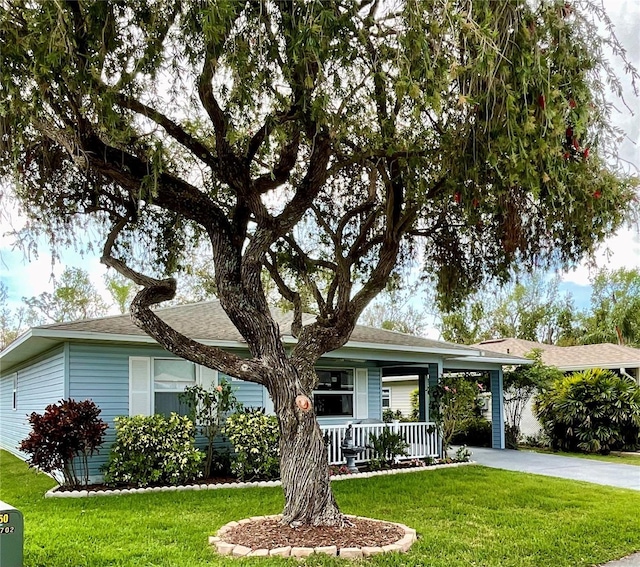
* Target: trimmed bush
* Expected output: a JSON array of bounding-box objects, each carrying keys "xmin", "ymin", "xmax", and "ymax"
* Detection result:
[
  {"xmin": 19, "ymin": 398, "xmax": 108, "ymax": 488},
  {"xmin": 103, "ymin": 413, "xmax": 203, "ymax": 487},
  {"xmin": 534, "ymin": 369, "xmax": 640, "ymax": 454},
  {"xmin": 225, "ymin": 408, "xmax": 280, "ymax": 480}
]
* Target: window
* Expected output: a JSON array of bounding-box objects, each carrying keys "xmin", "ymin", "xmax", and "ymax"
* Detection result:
[
  {"xmin": 313, "ymin": 369, "xmax": 354, "ymax": 417},
  {"xmin": 153, "ymin": 359, "xmax": 196, "ymax": 416},
  {"xmin": 12, "ymin": 374, "xmax": 17, "ymax": 411},
  {"xmin": 382, "ymin": 387, "xmax": 391, "ymax": 409},
  {"xmin": 129, "ymin": 356, "xmax": 218, "ymax": 417}
]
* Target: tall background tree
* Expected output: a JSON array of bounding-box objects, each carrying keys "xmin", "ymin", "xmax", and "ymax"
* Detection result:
[
  {"xmin": 580, "ymin": 267, "xmax": 640, "ymax": 346},
  {"xmin": 439, "ymin": 273, "xmax": 578, "ymax": 345},
  {"xmin": 1, "ymin": 0, "xmax": 637, "ymax": 526},
  {"xmin": 23, "ymin": 267, "xmax": 109, "ymax": 323}
]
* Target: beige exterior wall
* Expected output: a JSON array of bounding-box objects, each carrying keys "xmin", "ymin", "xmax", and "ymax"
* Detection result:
[{"xmin": 386, "ymin": 380, "xmax": 418, "ymax": 417}]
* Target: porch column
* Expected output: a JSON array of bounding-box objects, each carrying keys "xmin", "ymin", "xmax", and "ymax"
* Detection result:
[
  {"xmin": 417, "ymin": 371, "xmax": 428, "ymax": 422},
  {"xmin": 490, "ymin": 368, "xmax": 505, "ymax": 449},
  {"xmin": 420, "ymin": 364, "xmax": 439, "ymax": 422}
]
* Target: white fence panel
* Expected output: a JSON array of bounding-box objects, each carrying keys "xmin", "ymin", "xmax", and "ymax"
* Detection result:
[{"xmin": 320, "ymin": 421, "xmax": 440, "ymax": 465}]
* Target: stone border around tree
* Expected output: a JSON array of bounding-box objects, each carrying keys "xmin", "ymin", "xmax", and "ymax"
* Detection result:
[
  {"xmin": 44, "ymin": 461, "xmax": 475, "ymax": 498},
  {"xmin": 209, "ymin": 515, "xmax": 417, "ymax": 558}
]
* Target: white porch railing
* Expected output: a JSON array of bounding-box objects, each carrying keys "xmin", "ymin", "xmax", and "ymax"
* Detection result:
[{"xmin": 320, "ymin": 421, "xmax": 441, "ymax": 465}]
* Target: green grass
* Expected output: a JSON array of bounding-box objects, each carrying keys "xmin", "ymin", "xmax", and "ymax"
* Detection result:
[
  {"xmin": 522, "ymin": 447, "xmax": 640, "ymax": 466},
  {"xmin": 1, "ymin": 450, "xmax": 639, "ymax": 567}
]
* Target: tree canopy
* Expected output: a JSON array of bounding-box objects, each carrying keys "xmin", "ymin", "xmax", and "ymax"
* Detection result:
[
  {"xmin": 1, "ymin": 0, "xmax": 638, "ymax": 526},
  {"xmin": 23, "ymin": 267, "xmax": 109, "ymax": 323},
  {"xmin": 580, "ymin": 267, "xmax": 640, "ymax": 346},
  {"xmin": 439, "ymin": 272, "xmax": 577, "ymax": 344}
]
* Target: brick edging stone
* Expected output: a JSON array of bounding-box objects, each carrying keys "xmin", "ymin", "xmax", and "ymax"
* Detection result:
[
  {"xmin": 209, "ymin": 515, "xmax": 417, "ymax": 558},
  {"xmin": 44, "ymin": 461, "xmax": 475, "ymax": 498}
]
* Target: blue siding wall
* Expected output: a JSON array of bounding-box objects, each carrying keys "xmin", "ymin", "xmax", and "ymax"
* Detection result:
[
  {"xmin": 220, "ymin": 374, "xmax": 264, "ymax": 409},
  {"xmin": 490, "ymin": 369, "xmax": 505, "ymax": 449},
  {"xmin": 3, "ymin": 341, "xmax": 386, "ymax": 482},
  {"xmin": 0, "ymin": 347, "xmax": 65, "ymax": 460},
  {"xmin": 67, "ymin": 342, "xmax": 220, "ymax": 479}
]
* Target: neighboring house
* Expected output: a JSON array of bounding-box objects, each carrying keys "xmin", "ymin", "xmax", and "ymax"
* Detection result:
[
  {"xmin": 476, "ymin": 338, "xmax": 640, "ymax": 382},
  {"xmin": 475, "ymin": 338, "xmax": 640, "ymax": 438},
  {"xmin": 0, "ymin": 301, "xmax": 526, "ymax": 480}
]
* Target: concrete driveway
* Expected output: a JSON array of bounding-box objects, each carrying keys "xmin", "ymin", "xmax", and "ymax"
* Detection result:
[{"xmin": 468, "ymin": 447, "xmax": 640, "ymax": 491}]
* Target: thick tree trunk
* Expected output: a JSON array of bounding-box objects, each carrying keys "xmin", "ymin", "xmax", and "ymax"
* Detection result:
[
  {"xmin": 279, "ymin": 409, "xmax": 342, "ymax": 526},
  {"xmin": 271, "ymin": 367, "xmax": 344, "ymax": 527}
]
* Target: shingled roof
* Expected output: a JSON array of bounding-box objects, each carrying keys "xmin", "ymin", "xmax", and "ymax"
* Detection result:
[
  {"xmin": 35, "ymin": 300, "xmax": 464, "ymax": 351},
  {"xmin": 476, "ymin": 337, "xmax": 640, "ymax": 371},
  {"xmin": 1, "ymin": 301, "xmax": 532, "ymax": 372}
]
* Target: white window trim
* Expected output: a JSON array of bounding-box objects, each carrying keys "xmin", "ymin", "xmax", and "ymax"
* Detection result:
[
  {"xmin": 11, "ymin": 373, "xmax": 17, "ymax": 411},
  {"xmin": 129, "ymin": 356, "xmax": 218, "ymax": 416},
  {"xmin": 313, "ymin": 367, "xmax": 357, "ymax": 419},
  {"xmin": 382, "ymin": 387, "xmax": 391, "ymax": 409}
]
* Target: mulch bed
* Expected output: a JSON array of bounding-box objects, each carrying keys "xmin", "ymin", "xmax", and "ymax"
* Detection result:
[{"xmin": 223, "ymin": 517, "xmax": 406, "ymax": 549}]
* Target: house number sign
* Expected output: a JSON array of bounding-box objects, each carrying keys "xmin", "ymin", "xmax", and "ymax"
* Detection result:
[
  {"xmin": 0, "ymin": 512, "xmax": 16, "ymax": 534},
  {"xmin": 0, "ymin": 512, "xmax": 16, "ymax": 535}
]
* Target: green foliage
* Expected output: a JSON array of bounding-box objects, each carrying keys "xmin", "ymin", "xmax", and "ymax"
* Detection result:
[
  {"xmin": 580, "ymin": 267, "xmax": 640, "ymax": 347},
  {"xmin": 534, "ymin": 369, "xmax": 640, "ymax": 454},
  {"xmin": 23, "ymin": 267, "xmax": 109, "ymax": 324},
  {"xmin": 104, "ymin": 272, "xmax": 139, "ymax": 314},
  {"xmin": 382, "ymin": 408, "xmax": 409, "ymax": 423},
  {"xmin": 19, "ymin": 399, "xmax": 108, "ymax": 489},
  {"xmin": 359, "ymin": 279, "xmax": 427, "ymax": 335},
  {"xmin": 452, "ymin": 417, "xmax": 492, "ymax": 448},
  {"xmin": 410, "ymin": 388, "xmax": 420, "ymax": 421},
  {"xmin": 439, "ymin": 273, "xmax": 577, "ymax": 345},
  {"xmin": 0, "ymin": 1, "xmax": 636, "ymax": 315},
  {"xmin": 2, "ymin": 0, "xmax": 639, "ymax": 522},
  {"xmin": 4, "ymin": 448, "xmax": 640, "ymax": 567},
  {"xmin": 367, "ymin": 427, "xmax": 409, "ymax": 468},
  {"xmin": 430, "ymin": 375, "xmax": 485, "ymax": 456},
  {"xmin": 179, "ymin": 379, "xmax": 241, "ymax": 478},
  {"xmin": 503, "ymin": 350, "xmax": 564, "ymax": 448},
  {"xmin": 0, "ymin": 281, "xmax": 35, "ymax": 349},
  {"xmin": 224, "ymin": 409, "xmax": 280, "ymax": 481},
  {"xmin": 103, "ymin": 414, "xmax": 203, "ymax": 487},
  {"xmin": 455, "ymin": 445, "xmax": 473, "ymax": 462}
]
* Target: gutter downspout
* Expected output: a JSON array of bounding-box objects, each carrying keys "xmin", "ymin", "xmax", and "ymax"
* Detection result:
[{"xmin": 620, "ymin": 367, "xmax": 639, "ymax": 385}]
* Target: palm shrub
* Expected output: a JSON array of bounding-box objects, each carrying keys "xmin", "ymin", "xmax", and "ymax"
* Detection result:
[
  {"xmin": 224, "ymin": 408, "xmax": 280, "ymax": 480},
  {"xmin": 367, "ymin": 427, "xmax": 409, "ymax": 469},
  {"xmin": 19, "ymin": 398, "xmax": 107, "ymax": 488},
  {"xmin": 103, "ymin": 414, "xmax": 203, "ymax": 487},
  {"xmin": 534, "ymin": 369, "xmax": 640, "ymax": 454}
]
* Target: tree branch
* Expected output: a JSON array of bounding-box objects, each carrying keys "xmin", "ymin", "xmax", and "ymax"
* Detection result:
[
  {"xmin": 113, "ymin": 92, "xmax": 219, "ymax": 172},
  {"xmin": 100, "ymin": 219, "xmax": 265, "ymax": 383}
]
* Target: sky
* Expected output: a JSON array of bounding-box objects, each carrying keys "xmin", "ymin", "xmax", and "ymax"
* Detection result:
[{"xmin": 1, "ymin": 1, "xmax": 639, "ymax": 338}]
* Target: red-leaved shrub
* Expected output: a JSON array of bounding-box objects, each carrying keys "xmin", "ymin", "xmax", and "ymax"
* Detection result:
[{"xmin": 19, "ymin": 399, "xmax": 108, "ymax": 488}]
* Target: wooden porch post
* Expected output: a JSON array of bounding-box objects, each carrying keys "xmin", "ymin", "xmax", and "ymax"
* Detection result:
[
  {"xmin": 490, "ymin": 368, "xmax": 505, "ymax": 449},
  {"xmin": 418, "ymin": 371, "xmax": 428, "ymax": 422}
]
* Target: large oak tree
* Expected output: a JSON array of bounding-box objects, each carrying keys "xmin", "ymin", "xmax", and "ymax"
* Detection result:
[{"xmin": 1, "ymin": 0, "xmax": 637, "ymax": 526}]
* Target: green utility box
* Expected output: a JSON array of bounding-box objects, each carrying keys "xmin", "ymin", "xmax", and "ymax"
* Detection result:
[{"xmin": 0, "ymin": 500, "xmax": 23, "ymax": 567}]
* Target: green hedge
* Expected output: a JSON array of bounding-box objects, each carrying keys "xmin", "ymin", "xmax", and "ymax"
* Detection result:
[{"xmin": 534, "ymin": 369, "xmax": 640, "ymax": 454}]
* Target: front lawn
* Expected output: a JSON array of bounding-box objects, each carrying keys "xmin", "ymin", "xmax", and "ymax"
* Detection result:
[{"xmin": 1, "ymin": 449, "xmax": 639, "ymax": 567}]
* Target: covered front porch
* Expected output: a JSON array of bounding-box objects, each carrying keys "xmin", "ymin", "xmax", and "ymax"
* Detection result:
[
  {"xmin": 321, "ymin": 420, "xmax": 440, "ymax": 465},
  {"xmin": 378, "ymin": 350, "xmax": 524, "ymax": 454}
]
